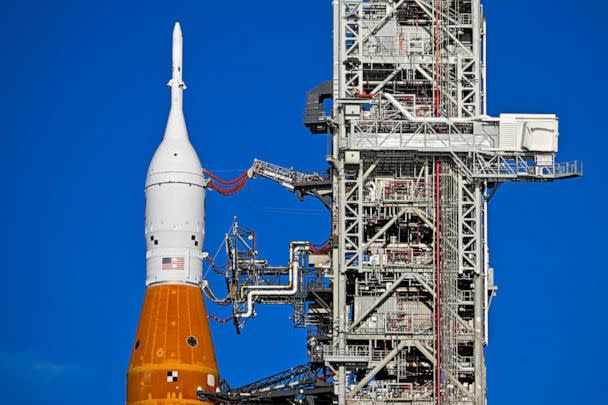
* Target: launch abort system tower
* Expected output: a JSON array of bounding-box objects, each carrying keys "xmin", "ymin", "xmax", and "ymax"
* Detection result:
[{"xmin": 198, "ymin": 1, "xmax": 582, "ymax": 405}]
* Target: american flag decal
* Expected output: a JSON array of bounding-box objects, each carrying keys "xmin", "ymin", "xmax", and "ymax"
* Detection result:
[{"xmin": 162, "ymin": 257, "xmax": 185, "ymax": 270}]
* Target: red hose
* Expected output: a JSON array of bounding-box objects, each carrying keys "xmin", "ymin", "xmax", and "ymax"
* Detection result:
[
  {"xmin": 208, "ymin": 314, "xmax": 235, "ymax": 324},
  {"xmin": 204, "ymin": 169, "xmax": 248, "ymax": 185},
  {"xmin": 310, "ymin": 245, "xmax": 332, "ymax": 255},
  {"xmin": 309, "ymin": 237, "xmax": 332, "ymax": 255},
  {"xmin": 204, "ymin": 169, "xmax": 250, "ymax": 196},
  {"xmin": 315, "ymin": 371, "xmax": 335, "ymax": 381},
  {"xmin": 208, "ymin": 178, "xmax": 248, "ymax": 195}
]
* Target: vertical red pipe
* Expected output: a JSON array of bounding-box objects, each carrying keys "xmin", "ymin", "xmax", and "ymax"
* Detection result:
[{"xmin": 435, "ymin": 158, "xmax": 441, "ymax": 404}]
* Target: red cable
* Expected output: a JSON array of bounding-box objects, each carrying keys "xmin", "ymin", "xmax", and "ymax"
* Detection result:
[
  {"xmin": 204, "ymin": 169, "xmax": 248, "ymax": 185},
  {"xmin": 310, "ymin": 238, "xmax": 331, "ymax": 247},
  {"xmin": 202, "ymin": 168, "xmax": 251, "ymax": 196},
  {"xmin": 208, "ymin": 176, "xmax": 249, "ymax": 196},
  {"xmin": 310, "ymin": 245, "xmax": 332, "ymax": 255},
  {"xmin": 309, "ymin": 237, "xmax": 332, "ymax": 254},
  {"xmin": 208, "ymin": 315, "xmax": 235, "ymax": 324},
  {"xmin": 314, "ymin": 371, "xmax": 335, "ymax": 382}
]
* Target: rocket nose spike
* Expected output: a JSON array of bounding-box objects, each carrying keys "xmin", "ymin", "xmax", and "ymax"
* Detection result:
[
  {"xmin": 172, "ymin": 22, "xmax": 183, "ymax": 86},
  {"xmin": 173, "ymin": 21, "xmax": 182, "ymax": 37},
  {"xmin": 163, "ymin": 22, "xmax": 188, "ymax": 140}
]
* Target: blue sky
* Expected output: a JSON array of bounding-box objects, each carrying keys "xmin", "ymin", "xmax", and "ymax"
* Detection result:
[{"xmin": 0, "ymin": 0, "xmax": 605, "ymax": 404}]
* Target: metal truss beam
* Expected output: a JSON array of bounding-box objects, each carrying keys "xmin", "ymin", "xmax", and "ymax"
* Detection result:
[
  {"xmin": 348, "ymin": 272, "xmax": 409, "ymax": 331},
  {"xmin": 346, "ymin": 340, "xmax": 409, "ymax": 399}
]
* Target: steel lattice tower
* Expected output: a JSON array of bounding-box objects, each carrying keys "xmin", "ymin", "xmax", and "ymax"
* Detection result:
[
  {"xmin": 198, "ymin": 2, "xmax": 581, "ymax": 404},
  {"xmin": 304, "ymin": 1, "xmax": 581, "ymax": 404}
]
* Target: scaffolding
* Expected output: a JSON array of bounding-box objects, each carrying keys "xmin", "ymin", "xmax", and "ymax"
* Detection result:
[
  {"xmin": 316, "ymin": 1, "xmax": 580, "ymax": 405},
  {"xmin": 203, "ymin": 1, "xmax": 581, "ymax": 405}
]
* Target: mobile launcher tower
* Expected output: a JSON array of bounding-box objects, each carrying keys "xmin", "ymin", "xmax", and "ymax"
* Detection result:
[{"xmin": 130, "ymin": 1, "xmax": 582, "ymax": 405}]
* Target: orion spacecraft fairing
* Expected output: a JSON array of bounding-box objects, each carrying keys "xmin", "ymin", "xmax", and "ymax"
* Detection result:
[{"xmin": 127, "ymin": 23, "xmax": 219, "ymax": 405}]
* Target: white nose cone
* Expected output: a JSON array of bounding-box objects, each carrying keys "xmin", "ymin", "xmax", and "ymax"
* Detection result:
[
  {"xmin": 147, "ymin": 22, "xmax": 201, "ymax": 182},
  {"xmin": 145, "ymin": 23, "xmax": 206, "ymax": 286}
]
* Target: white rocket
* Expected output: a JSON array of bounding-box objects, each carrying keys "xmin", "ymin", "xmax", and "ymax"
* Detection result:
[
  {"xmin": 127, "ymin": 24, "xmax": 219, "ymax": 404},
  {"xmin": 144, "ymin": 22, "xmax": 206, "ymax": 286}
]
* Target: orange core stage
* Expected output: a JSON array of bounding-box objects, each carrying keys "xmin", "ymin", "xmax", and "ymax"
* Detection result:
[{"xmin": 127, "ymin": 284, "xmax": 219, "ymax": 405}]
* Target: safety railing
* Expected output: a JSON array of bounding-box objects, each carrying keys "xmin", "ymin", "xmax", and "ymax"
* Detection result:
[
  {"xmin": 322, "ymin": 344, "xmax": 370, "ymax": 359},
  {"xmin": 457, "ymin": 289, "xmax": 474, "ymax": 302},
  {"xmin": 350, "ymin": 314, "xmax": 433, "ymax": 335},
  {"xmin": 470, "ymin": 154, "xmax": 583, "ymax": 180},
  {"xmin": 382, "ymin": 180, "xmax": 434, "ymax": 202},
  {"xmin": 252, "ymin": 159, "xmax": 327, "ymax": 188},
  {"xmin": 348, "ymin": 119, "xmax": 494, "ymax": 152},
  {"xmin": 386, "ymin": 248, "xmax": 433, "ymax": 266},
  {"xmin": 554, "ymin": 160, "xmax": 583, "ymax": 178},
  {"xmin": 458, "ymin": 355, "xmax": 475, "ymax": 370},
  {"xmin": 350, "ymin": 382, "xmax": 434, "ymax": 401}
]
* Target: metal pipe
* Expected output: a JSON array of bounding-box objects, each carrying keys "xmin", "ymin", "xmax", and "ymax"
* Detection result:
[
  {"xmin": 235, "ymin": 242, "xmax": 307, "ymax": 318},
  {"xmin": 483, "ymin": 182, "xmax": 489, "ymax": 344},
  {"xmin": 482, "ymin": 12, "xmax": 488, "ymax": 115},
  {"xmin": 474, "ymin": 184, "xmax": 485, "ymax": 402},
  {"xmin": 331, "ymin": 2, "xmax": 344, "ymax": 399},
  {"xmin": 383, "ymin": 93, "xmax": 472, "ymax": 123},
  {"xmin": 472, "ymin": 0, "xmax": 482, "ymax": 116},
  {"xmin": 383, "ymin": 93, "xmax": 418, "ymax": 121},
  {"xmin": 434, "ymin": 158, "xmax": 442, "ymax": 405}
]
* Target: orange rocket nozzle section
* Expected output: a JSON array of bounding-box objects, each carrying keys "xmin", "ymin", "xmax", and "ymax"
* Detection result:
[{"xmin": 127, "ymin": 284, "xmax": 219, "ymax": 405}]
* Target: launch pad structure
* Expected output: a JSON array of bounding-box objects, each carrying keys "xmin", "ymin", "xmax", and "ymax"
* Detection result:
[{"xmin": 195, "ymin": 1, "xmax": 581, "ymax": 405}]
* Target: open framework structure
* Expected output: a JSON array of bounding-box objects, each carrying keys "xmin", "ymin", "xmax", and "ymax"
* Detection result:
[{"xmin": 199, "ymin": 2, "xmax": 582, "ymax": 405}]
